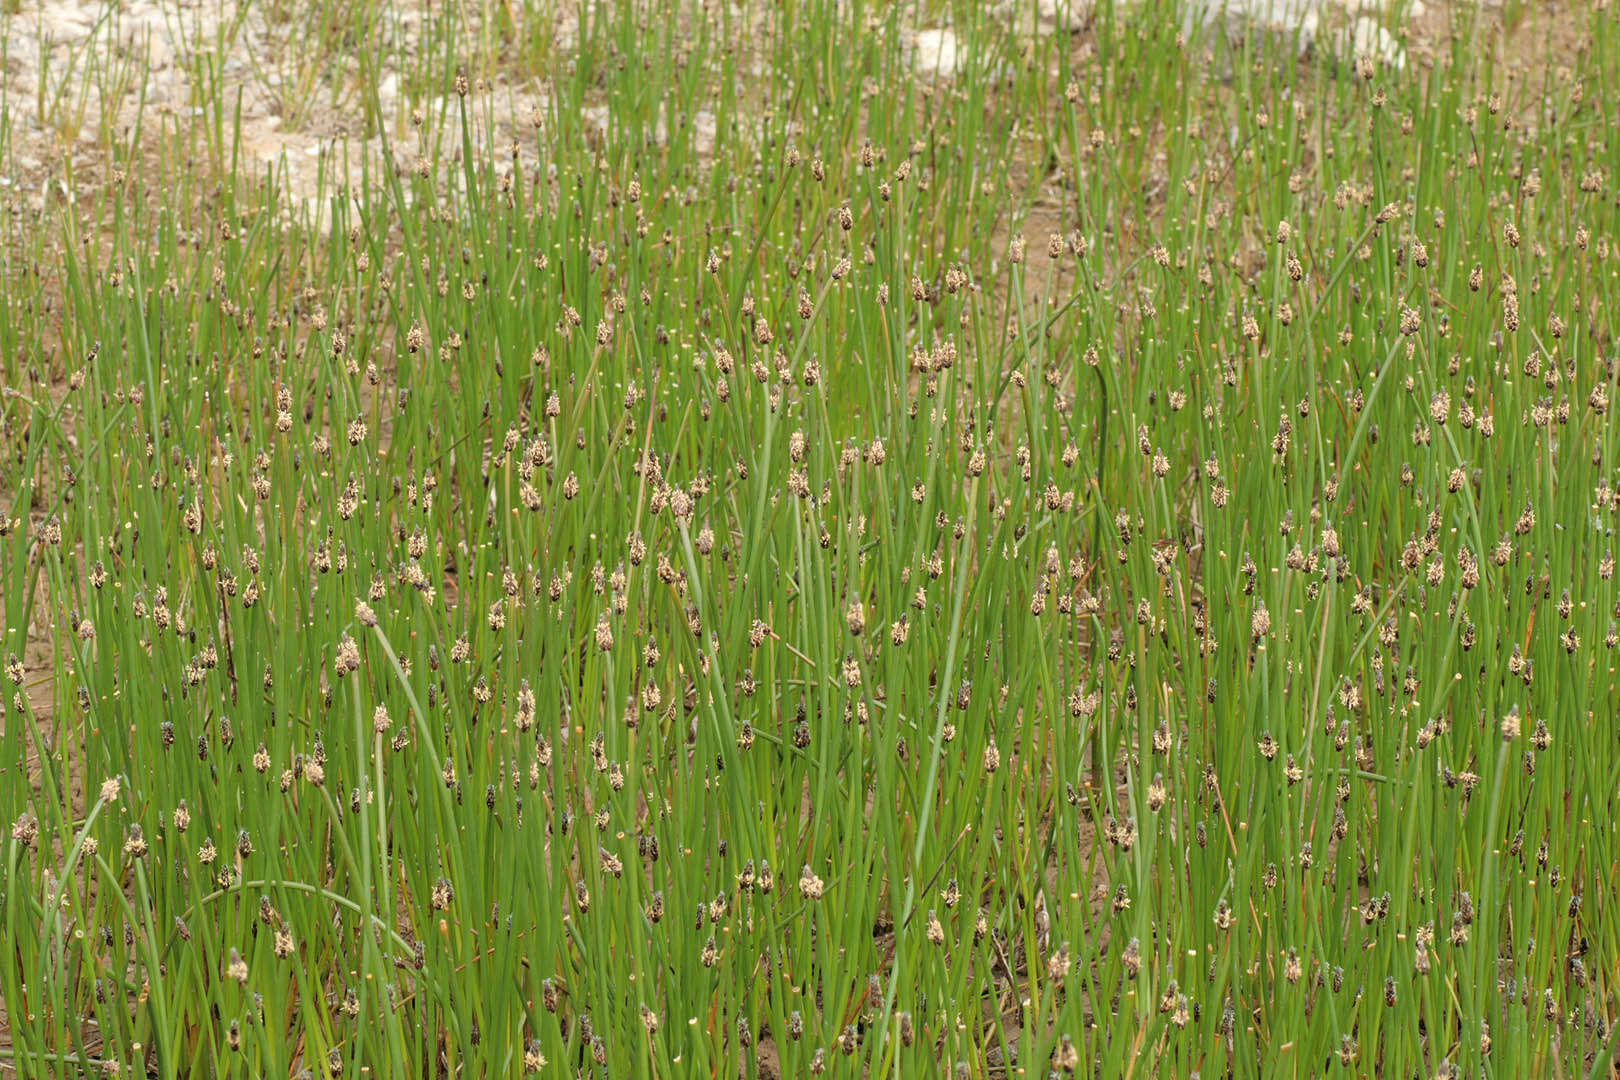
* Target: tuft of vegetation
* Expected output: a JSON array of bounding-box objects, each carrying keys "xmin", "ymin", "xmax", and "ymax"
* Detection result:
[{"xmin": 3, "ymin": 0, "xmax": 1619, "ymax": 1076}]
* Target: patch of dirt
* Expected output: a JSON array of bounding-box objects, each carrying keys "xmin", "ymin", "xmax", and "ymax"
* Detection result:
[
  {"xmin": 755, "ymin": 1036, "xmax": 781, "ymax": 1079},
  {"xmin": 1, "ymin": 0, "xmax": 568, "ymax": 230}
]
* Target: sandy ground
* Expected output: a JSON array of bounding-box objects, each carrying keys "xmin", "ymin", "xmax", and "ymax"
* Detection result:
[
  {"xmin": 0, "ymin": 0, "xmax": 1574, "ymax": 234},
  {"xmin": 0, "ymin": 0, "xmax": 1399, "ymax": 193},
  {"xmin": 1, "ymin": 0, "xmax": 568, "ymax": 228}
]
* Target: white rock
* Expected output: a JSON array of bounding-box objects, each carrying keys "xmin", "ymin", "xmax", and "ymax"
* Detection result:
[
  {"xmin": 1038, "ymin": 0, "xmax": 1094, "ymax": 30},
  {"xmin": 911, "ymin": 27, "xmax": 961, "ymax": 79},
  {"xmin": 1183, "ymin": 0, "xmax": 1327, "ymax": 54},
  {"xmin": 1223, "ymin": 0, "xmax": 1321, "ymax": 23},
  {"xmin": 1350, "ymin": 15, "xmax": 1405, "ymax": 69},
  {"xmin": 989, "ymin": 0, "xmax": 1099, "ymax": 34},
  {"xmin": 691, "ymin": 109, "xmax": 717, "ymax": 157},
  {"xmin": 1343, "ymin": 0, "xmax": 1425, "ymax": 16}
]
